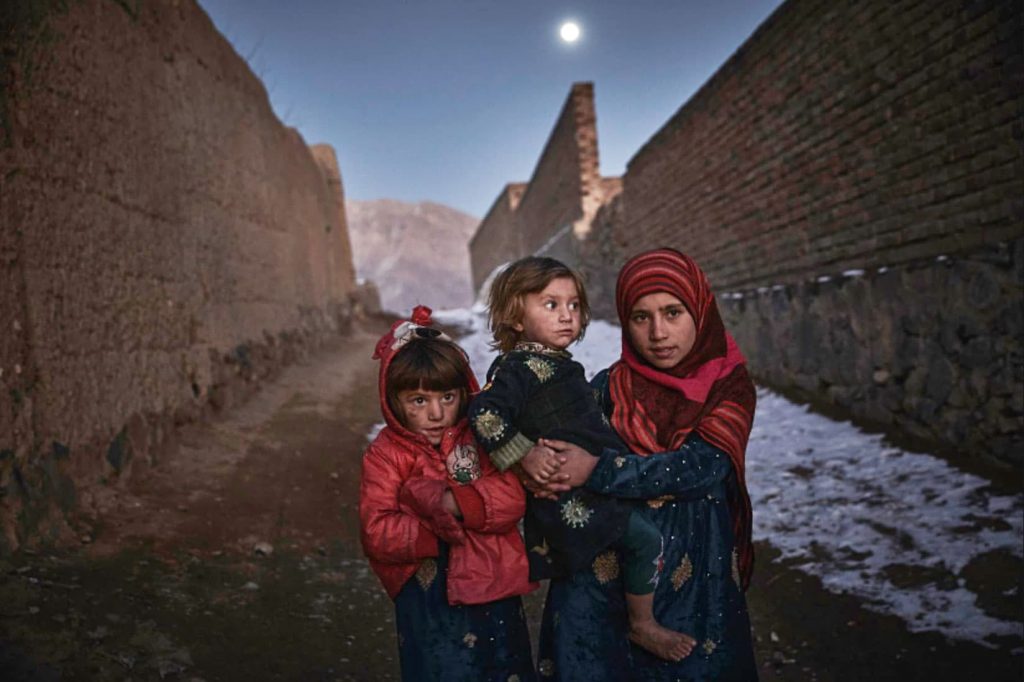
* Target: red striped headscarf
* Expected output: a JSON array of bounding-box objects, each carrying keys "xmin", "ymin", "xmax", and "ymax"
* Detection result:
[{"xmin": 609, "ymin": 248, "xmax": 756, "ymax": 589}]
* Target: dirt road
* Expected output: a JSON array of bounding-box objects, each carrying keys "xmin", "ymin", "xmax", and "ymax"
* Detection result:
[{"xmin": 1, "ymin": 322, "xmax": 1020, "ymax": 680}]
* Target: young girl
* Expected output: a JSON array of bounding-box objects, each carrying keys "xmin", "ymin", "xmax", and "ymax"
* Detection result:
[
  {"xmin": 468, "ymin": 257, "xmax": 695, "ymax": 663},
  {"xmin": 359, "ymin": 306, "xmax": 537, "ymax": 682}
]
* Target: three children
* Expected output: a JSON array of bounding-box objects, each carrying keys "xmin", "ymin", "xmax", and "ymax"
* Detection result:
[{"xmin": 359, "ymin": 257, "xmax": 696, "ymax": 677}]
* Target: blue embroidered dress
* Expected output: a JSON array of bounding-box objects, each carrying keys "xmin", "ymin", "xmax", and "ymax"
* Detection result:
[
  {"xmin": 536, "ymin": 370, "xmax": 758, "ymax": 682},
  {"xmin": 394, "ymin": 543, "xmax": 536, "ymax": 682}
]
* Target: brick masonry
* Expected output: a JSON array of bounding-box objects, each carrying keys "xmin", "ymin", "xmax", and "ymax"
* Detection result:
[
  {"xmin": 0, "ymin": 0, "xmax": 359, "ymax": 549},
  {"xmin": 468, "ymin": 83, "xmax": 618, "ymax": 291},
  {"xmin": 473, "ymin": 0, "xmax": 1023, "ymax": 465}
]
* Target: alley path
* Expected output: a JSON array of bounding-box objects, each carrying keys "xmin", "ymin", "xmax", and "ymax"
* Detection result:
[{"xmin": 1, "ymin": 318, "xmax": 1021, "ymax": 680}]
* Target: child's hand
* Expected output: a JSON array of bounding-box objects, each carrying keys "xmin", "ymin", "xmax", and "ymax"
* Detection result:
[
  {"xmin": 522, "ymin": 443, "xmax": 561, "ymax": 486},
  {"xmin": 512, "ymin": 463, "xmax": 560, "ymax": 500},
  {"xmin": 539, "ymin": 439, "xmax": 598, "ymax": 487}
]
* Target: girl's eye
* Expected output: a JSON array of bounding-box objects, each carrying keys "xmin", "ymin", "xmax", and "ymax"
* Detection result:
[
  {"xmin": 412, "ymin": 397, "xmax": 426, "ymax": 405},
  {"xmin": 442, "ymin": 393, "xmax": 456, "ymax": 403},
  {"xmin": 666, "ymin": 308, "xmax": 681, "ymax": 318},
  {"xmin": 568, "ymin": 301, "xmax": 579, "ymax": 311},
  {"xmin": 631, "ymin": 313, "xmax": 648, "ymax": 323},
  {"xmin": 544, "ymin": 300, "xmax": 556, "ymax": 310}
]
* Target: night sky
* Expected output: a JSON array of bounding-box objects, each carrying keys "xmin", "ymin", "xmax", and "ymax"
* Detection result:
[{"xmin": 198, "ymin": 0, "xmax": 785, "ymax": 217}]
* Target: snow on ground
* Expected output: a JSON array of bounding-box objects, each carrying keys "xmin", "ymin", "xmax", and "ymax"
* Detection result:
[{"xmin": 404, "ymin": 307, "xmax": 1024, "ymax": 649}]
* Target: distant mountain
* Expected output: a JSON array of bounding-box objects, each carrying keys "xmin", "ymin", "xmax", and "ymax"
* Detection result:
[{"xmin": 346, "ymin": 199, "xmax": 479, "ymax": 314}]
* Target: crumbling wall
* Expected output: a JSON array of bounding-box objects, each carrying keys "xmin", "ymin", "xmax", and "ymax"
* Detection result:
[
  {"xmin": 468, "ymin": 83, "xmax": 614, "ymax": 287},
  {"xmin": 0, "ymin": 0, "xmax": 358, "ymax": 550}
]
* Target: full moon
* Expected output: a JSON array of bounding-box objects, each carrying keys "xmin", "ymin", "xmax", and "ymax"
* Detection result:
[{"xmin": 559, "ymin": 21, "xmax": 581, "ymax": 43}]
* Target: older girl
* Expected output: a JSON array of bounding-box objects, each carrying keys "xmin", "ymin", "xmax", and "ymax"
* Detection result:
[{"xmin": 535, "ymin": 248, "xmax": 759, "ymax": 681}]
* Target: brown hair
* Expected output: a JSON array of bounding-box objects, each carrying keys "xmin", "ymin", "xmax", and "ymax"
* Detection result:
[
  {"xmin": 487, "ymin": 256, "xmax": 591, "ymax": 353},
  {"xmin": 385, "ymin": 338, "xmax": 471, "ymax": 424}
]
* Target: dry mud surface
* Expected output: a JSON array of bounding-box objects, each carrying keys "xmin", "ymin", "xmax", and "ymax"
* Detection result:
[{"xmin": 1, "ymin": 320, "xmax": 1020, "ymax": 680}]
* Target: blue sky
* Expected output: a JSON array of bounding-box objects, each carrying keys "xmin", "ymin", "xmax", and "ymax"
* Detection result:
[{"xmin": 198, "ymin": 0, "xmax": 785, "ymax": 217}]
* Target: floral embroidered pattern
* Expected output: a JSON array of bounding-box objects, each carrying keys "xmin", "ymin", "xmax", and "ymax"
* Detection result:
[
  {"xmin": 525, "ymin": 356, "xmax": 555, "ymax": 382},
  {"xmin": 671, "ymin": 554, "xmax": 693, "ymax": 590},
  {"xmin": 731, "ymin": 548, "xmax": 741, "ymax": 588},
  {"xmin": 538, "ymin": 659, "xmax": 555, "ymax": 677},
  {"xmin": 463, "ymin": 632, "xmax": 478, "ymax": 648},
  {"xmin": 592, "ymin": 551, "xmax": 620, "ymax": 584},
  {"xmin": 530, "ymin": 539, "xmax": 550, "ymax": 556},
  {"xmin": 416, "ymin": 558, "xmax": 437, "ymax": 589},
  {"xmin": 473, "ymin": 410, "xmax": 506, "ymax": 441},
  {"xmin": 601, "ymin": 413, "xmax": 612, "ymax": 427},
  {"xmin": 560, "ymin": 497, "xmax": 593, "ymax": 528},
  {"xmin": 703, "ymin": 639, "xmax": 717, "ymax": 655},
  {"xmin": 614, "ymin": 456, "xmax": 626, "ymax": 468},
  {"xmin": 447, "ymin": 443, "xmax": 481, "ymax": 483},
  {"xmin": 514, "ymin": 341, "xmax": 569, "ymax": 357},
  {"xmin": 647, "ymin": 495, "xmax": 675, "ymax": 509}
]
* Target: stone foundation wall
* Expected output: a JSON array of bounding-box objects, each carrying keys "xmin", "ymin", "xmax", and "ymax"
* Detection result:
[
  {"xmin": 719, "ymin": 239, "xmax": 1023, "ymax": 465},
  {"xmin": 0, "ymin": 0, "xmax": 358, "ymax": 550}
]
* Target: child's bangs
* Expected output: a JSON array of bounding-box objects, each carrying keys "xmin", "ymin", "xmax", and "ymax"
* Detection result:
[{"xmin": 387, "ymin": 339, "xmax": 470, "ymax": 396}]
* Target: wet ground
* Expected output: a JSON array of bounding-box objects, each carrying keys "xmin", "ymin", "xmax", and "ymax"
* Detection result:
[{"xmin": 1, "ymin": 320, "xmax": 1021, "ymax": 680}]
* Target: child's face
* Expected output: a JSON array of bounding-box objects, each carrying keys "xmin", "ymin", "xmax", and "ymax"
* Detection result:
[
  {"xmin": 513, "ymin": 276, "xmax": 582, "ymax": 351},
  {"xmin": 395, "ymin": 387, "xmax": 462, "ymax": 446}
]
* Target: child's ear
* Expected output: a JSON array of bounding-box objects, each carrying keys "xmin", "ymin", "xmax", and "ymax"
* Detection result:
[{"xmin": 512, "ymin": 321, "xmax": 524, "ymax": 332}]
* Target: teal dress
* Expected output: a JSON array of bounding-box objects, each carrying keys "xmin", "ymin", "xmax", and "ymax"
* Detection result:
[{"xmin": 536, "ymin": 370, "xmax": 758, "ymax": 682}]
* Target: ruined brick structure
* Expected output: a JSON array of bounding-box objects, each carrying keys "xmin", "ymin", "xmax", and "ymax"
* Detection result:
[
  {"xmin": 470, "ymin": 0, "xmax": 1023, "ymax": 465},
  {"xmin": 468, "ymin": 83, "xmax": 621, "ymax": 291},
  {"xmin": 0, "ymin": 0, "xmax": 359, "ymax": 550}
]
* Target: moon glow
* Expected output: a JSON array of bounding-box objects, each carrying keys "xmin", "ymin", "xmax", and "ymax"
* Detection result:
[{"xmin": 559, "ymin": 21, "xmax": 581, "ymax": 43}]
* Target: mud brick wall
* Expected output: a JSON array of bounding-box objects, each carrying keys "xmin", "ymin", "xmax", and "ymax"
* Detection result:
[
  {"xmin": 469, "ymin": 183, "xmax": 526, "ymax": 292},
  {"xmin": 0, "ymin": 0, "xmax": 358, "ymax": 550},
  {"xmin": 582, "ymin": 0, "xmax": 1023, "ymax": 464}
]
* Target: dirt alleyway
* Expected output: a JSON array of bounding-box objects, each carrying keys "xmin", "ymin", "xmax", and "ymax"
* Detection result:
[
  {"xmin": 1, "ymin": 316, "xmax": 1020, "ymax": 681},
  {"xmin": 1, "ymin": 320, "xmax": 408, "ymax": 681}
]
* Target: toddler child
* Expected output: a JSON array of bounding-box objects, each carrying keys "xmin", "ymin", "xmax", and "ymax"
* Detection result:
[
  {"xmin": 360, "ymin": 306, "xmax": 537, "ymax": 681},
  {"xmin": 469, "ymin": 257, "xmax": 695, "ymax": 662}
]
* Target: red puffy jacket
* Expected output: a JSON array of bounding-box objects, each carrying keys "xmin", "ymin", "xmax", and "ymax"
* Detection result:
[{"xmin": 359, "ymin": 307, "xmax": 536, "ymax": 605}]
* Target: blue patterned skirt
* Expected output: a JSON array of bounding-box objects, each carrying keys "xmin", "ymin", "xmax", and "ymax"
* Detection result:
[{"xmin": 394, "ymin": 544, "xmax": 537, "ymax": 682}]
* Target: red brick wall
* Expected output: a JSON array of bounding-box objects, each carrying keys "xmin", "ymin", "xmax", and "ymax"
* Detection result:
[{"xmin": 616, "ymin": 0, "xmax": 1022, "ymax": 290}]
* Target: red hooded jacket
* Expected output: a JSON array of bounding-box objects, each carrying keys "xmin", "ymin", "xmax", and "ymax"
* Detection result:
[{"xmin": 359, "ymin": 307, "xmax": 536, "ymax": 605}]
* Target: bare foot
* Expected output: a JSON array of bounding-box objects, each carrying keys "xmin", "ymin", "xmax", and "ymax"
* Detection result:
[{"xmin": 628, "ymin": 619, "xmax": 695, "ymax": 662}]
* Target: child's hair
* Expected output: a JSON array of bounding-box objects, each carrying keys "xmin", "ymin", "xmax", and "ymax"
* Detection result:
[
  {"xmin": 487, "ymin": 256, "xmax": 591, "ymax": 353},
  {"xmin": 386, "ymin": 337, "xmax": 472, "ymax": 422}
]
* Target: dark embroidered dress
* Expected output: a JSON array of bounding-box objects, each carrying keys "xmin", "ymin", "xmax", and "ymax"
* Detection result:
[
  {"xmin": 535, "ymin": 371, "xmax": 758, "ymax": 682},
  {"xmin": 394, "ymin": 543, "xmax": 536, "ymax": 682},
  {"xmin": 469, "ymin": 347, "xmax": 633, "ymax": 580}
]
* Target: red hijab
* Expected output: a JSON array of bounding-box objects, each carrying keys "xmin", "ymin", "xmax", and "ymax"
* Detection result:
[{"xmin": 609, "ymin": 248, "xmax": 756, "ymax": 589}]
